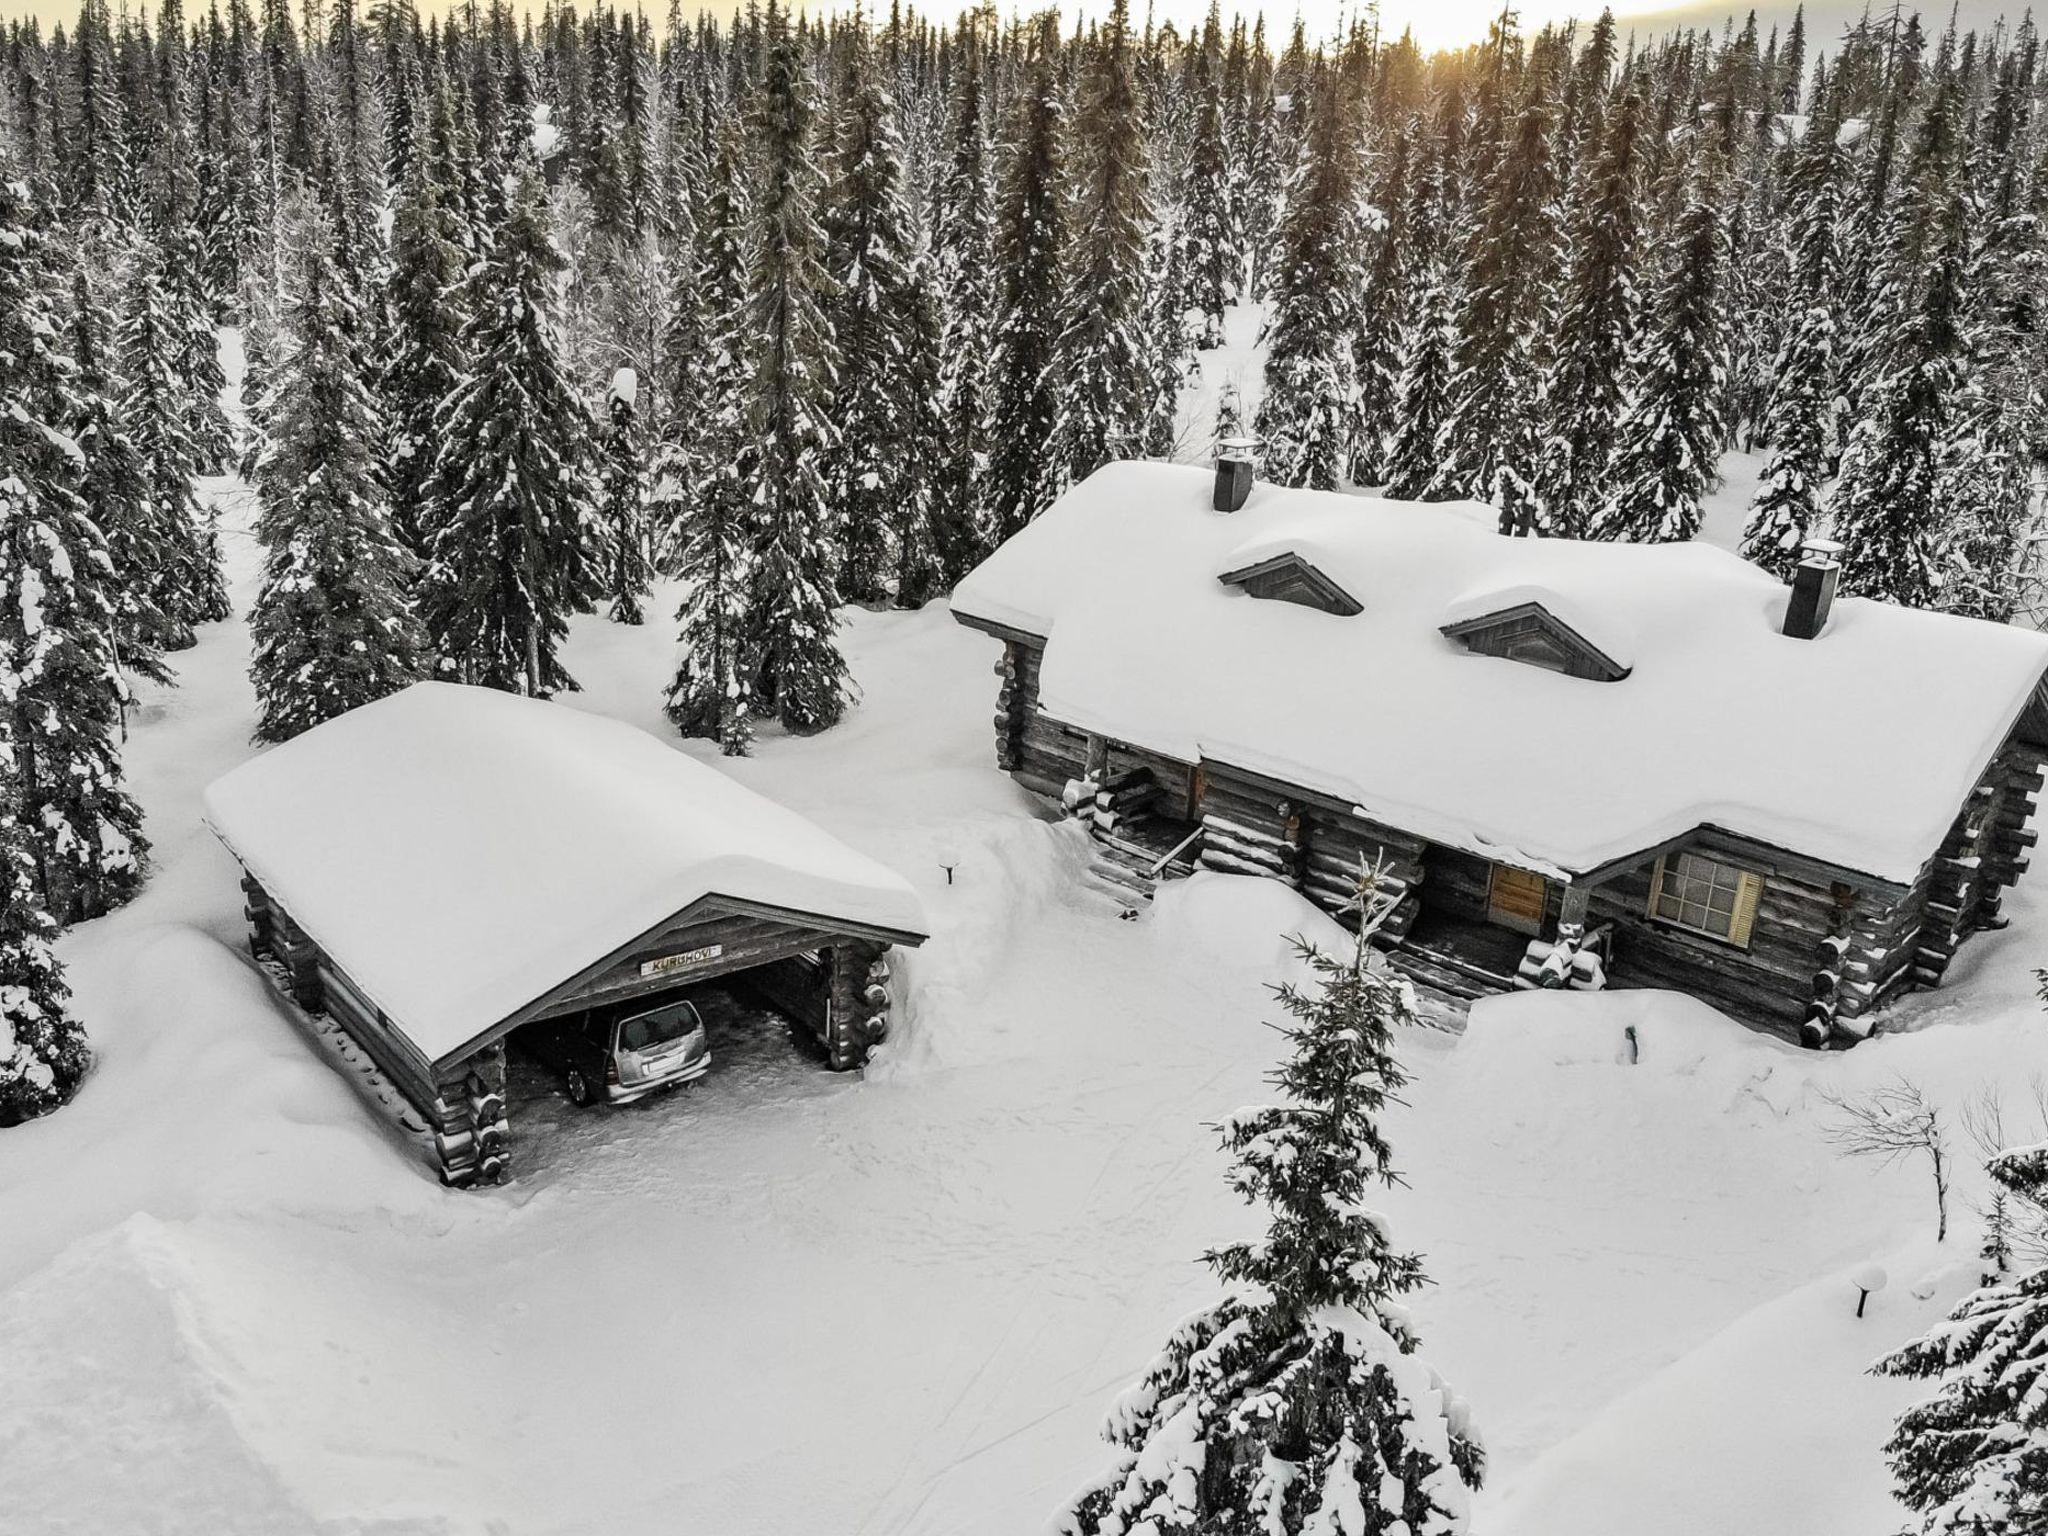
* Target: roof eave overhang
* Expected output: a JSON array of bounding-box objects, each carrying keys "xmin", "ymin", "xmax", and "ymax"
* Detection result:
[{"xmin": 949, "ymin": 609, "xmax": 1049, "ymax": 647}]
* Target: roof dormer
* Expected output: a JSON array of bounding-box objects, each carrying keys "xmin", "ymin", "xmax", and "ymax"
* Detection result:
[
  {"xmin": 1440, "ymin": 600, "xmax": 1632, "ymax": 681},
  {"xmin": 1216, "ymin": 551, "xmax": 1363, "ymax": 618}
]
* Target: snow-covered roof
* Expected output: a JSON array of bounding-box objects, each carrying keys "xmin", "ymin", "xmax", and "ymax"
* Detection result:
[
  {"xmin": 951, "ymin": 461, "xmax": 2048, "ymax": 886},
  {"xmin": 203, "ymin": 684, "xmax": 928, "ymax": 1064}
]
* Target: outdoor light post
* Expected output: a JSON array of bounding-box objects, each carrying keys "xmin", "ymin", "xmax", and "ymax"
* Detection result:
[{"xmin": 1853, "ymin": 1263, "xmax": 1888, "ymax": 1319}]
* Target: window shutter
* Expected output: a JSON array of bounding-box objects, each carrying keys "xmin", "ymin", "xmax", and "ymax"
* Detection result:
[
  {"xmin": 1646, "ymin": 856, "xmax": 1669, "ymax": 917},
  {"xmin": 1729, "ymin": 872, "xmax": 1764, "ymax": 948}
]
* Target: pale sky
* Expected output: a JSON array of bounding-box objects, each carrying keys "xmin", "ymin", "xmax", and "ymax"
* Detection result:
[{"xmin": 0, "ymin": 0, "xmax": 2030, "ymax": 66}]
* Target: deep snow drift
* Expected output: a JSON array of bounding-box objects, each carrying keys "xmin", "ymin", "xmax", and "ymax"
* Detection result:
[{"xmin": 2, "ymin": 471, "xmax": 2042, "ymax": 1536}]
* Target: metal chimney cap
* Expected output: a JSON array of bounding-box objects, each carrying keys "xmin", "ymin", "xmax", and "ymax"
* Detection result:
[
  {"xmin": 1798, "ymin": 537, "xmax": 1845, "ymax": 562},
  {"xmin": 1217, "ymin": 434, "xmax": 1262, "ymax": 458}
]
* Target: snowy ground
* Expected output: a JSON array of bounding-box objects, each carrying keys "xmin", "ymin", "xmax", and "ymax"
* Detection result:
[{"xmin": 1, "ymin": 339, "xmax": 2033, "ymax": 1534}]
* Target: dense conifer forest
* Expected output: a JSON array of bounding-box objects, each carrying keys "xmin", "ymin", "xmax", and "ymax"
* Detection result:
[{"xmin": 4, "ymin": 0, "xmax": 2044, "ymax": 759}]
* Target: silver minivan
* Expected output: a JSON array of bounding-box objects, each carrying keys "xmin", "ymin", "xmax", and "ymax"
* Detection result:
[{"xmin": 530, "ymin": 996, "xmax": 713, "ymax": 1107}]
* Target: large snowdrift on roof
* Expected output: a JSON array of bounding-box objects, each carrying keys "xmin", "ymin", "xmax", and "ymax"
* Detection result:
[
  {"xmin": 203, "ymin": 684, "xmax": 928, "ymax": 1062},
  {"xmin": 951, "ymin": 461, "xmax": 2048, "ymax": 883}
]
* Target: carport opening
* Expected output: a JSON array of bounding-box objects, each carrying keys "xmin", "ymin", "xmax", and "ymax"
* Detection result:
[{"xmin": 504, "ymin": 952, "xmax": 849, "ymax": 1125}]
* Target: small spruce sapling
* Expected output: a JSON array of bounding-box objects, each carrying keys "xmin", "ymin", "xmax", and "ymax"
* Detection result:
[{"xmin": 1055, "ymin": 867, "xmax": 1483, "ymax": 1535}]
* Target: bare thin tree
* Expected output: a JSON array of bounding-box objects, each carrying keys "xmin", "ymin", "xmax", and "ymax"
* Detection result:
[{"xmin": 1822, "ymin": 1076, "xmax": 1952, "ymax": 1242}]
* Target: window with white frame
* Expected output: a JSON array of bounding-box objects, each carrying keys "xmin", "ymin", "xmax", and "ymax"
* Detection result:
[{"xmin": 1649, "ymin": 851, "xmax": 1765, "ymax": 947}]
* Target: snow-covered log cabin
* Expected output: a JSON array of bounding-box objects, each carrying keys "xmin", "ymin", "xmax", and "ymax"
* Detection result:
[
  {"xmin": 950, "ymin": 459, "xmax": 2048, "ymax": 1047},
  {"xmin": 203, "ymin": 685, "xmax": 928, "ymax": 1185}
]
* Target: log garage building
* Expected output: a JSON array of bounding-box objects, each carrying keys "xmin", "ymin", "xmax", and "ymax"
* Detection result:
[
  {"xmin": 952, "ymin": 459, "xmax": 2048, "ymax": 1047},
  {"xmin": 204, "ymin": 684, "xmax": 928, "ymax": 1186}
]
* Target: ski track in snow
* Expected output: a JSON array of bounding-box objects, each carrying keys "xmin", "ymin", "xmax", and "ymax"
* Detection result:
[{"xmin": 0, "ymin": 329, "xmax": 2033, "ymax": 1534}]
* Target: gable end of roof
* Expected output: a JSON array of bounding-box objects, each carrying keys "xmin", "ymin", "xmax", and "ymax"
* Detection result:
[
  {"xmin": 1217, "ymin": 552, "xmax": 1364, "ymax": 618},
  {"xmin": 1440, "ymin": 601, "xmax": 1634, "ymax": 682}
]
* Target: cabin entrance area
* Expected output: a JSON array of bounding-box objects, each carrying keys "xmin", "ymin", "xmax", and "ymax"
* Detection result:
[
  {"xmin": 1078, "ymin": 745, "xmax": 1205, "ymax": 903},
  {"xmin": 1391, "ymin": 847, "xmax": 1555, "ymax": 1000}
]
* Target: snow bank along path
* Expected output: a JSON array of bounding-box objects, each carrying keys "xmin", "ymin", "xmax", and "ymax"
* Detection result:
[
  {"xmin": 953, "ymin": 460, "xmax": 2048, "ymax": 883},
  {"xmin": 203, "ymin": 681, "xmax": 928, "ymax": 1063},
  {"xmin": 6, "ymin": 458, "xmax": 2045, "ymax": 1535}
]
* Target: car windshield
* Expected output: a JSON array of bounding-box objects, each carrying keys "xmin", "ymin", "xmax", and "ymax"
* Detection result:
[{"xmin": 617, "ymin": 1003, "xmax": 698, "ymax": 1053}]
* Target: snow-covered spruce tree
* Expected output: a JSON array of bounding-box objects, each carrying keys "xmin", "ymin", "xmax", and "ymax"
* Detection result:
[
  {"xmin": 1385, "ymin": 270, "xmax": 1459, "ymax": 503},
  {"xmin": 0, "ymin": 181, "xmax": 150, "ymax": 926},
  {"xmin": 1830, "ymin": 194, "xmax": 1970, "ymax": 611},
  {"xmin": 67, "ymin": 269, "xmax": 176, "ymax": 684},
  {"xmin": 167, "ymin": 228, "xmax": 234, "ymax": 476},
  {"xmin": 1138, "ymin": 230, "xmax": 1193, "ymax": 460},
  {"xmin": 0, "ymin": 814, "xmax": 91, "ymax": 1128},
  {"xmin": 1057, "ymin": 887, "xmax": 1483, "ymax": 1535},
  {"xmin": 1255, "ymin": 66, "xmax": 1367, "ymax": 491},
  {"xmin": 1347, "ymin": 124, "xmax": 1411, "ymax": 489},
  {"xmin": 123, "ymin": 235, "xmax": 227, "ymax": 644},
  {"xmin": 1741, "ymin": 302, "xmax": 1835, "ymax": 578},
  {"xmin": 738, "ymin": 18, "xmax": 851, "ymax": 735},
  {"xmin": 378, "ymin": 149, "xmax": 469, "ymax": 562},
  {"xmin": 651, "ymin": 97, "xmax": 746, "ymax": 577},
  {"xmin": 929, "ymin": 15, "xmax": 996, "ymax": 583},
  {"xmin": 1436, "ymin": 85, "xmax": 1560, "ymax": 511},
  {"xmin": 982, "ymin": 15, "xmax": 1067, "ymax": 543},
  {"xmin": 659, "ymin": 107, "xmax": 755, "ymax": 758},
  {"xmin": 1874, "ymin": 1140, "xmax": 2048, "ymax": 1534},
  {"xmin": 1050, "ymin": 0, "xmax": 1152, "ymax": 482},
  {"xmin": 662, "ymin": 456, "xmax": 755, "ymax": 756},
  {"xmin": 597, "ymin": 368, "xmax": 651, "ymax": 625},
  {"xmin": 823, "ymin": 22, "xmax": 946, "ymax": 609},
  {"xmin": 1936, "ymin": 380, "xmax": 2038, "ymax": 625},
  {"xmin": 1213, "ymin": 378, "xmax": 1247, "ymax": 444},
  {"xmin": 1181, "ymin": 3, "xmax": 1235, "ymax": 348},
  {"xmin": 886, "ymin": 265, "xmax": 951, "ymax": 609},
  {"xmin": 1536, "ymin": 85, "xmax": 1644, "ymax": 537},
  {"xmin": 419, "ymin": 163, "xmax": 598, "ymax": 698},
  {"xmin": 1236, "ymin": 58, "xmax": 1287, "ymax": 302},
  {"xmin": 248, "ymin": 216, "xmax": 425, "ymax": 744},
  {"xmin": 1590, "ymin": 184, "xmax": 1728, "ymax": 544}
]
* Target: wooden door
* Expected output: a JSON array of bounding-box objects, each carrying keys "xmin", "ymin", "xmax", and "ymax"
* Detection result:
[{"xmin": 1487, "ymin": 864, "xmax": 1549, "ymax": 936}]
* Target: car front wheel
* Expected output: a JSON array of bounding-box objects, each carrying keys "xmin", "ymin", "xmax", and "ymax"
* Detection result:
[{"xmin": 564, "ymin": 1067, "xmax": 597, "ymax": 1108}]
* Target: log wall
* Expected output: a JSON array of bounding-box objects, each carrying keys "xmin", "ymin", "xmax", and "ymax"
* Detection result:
[
  {"xmin": 1003, "ymin": 641, "xmax": 1093, "ymax": 799},
  {"xmin": 1192, "ymin": 762, "xmax": 1427, "ymax": 936},
  {"xmin": 432, "ymin": 1044, "xmax": 508, "ymax": 1187},
  {"xmin": 828, "ymin": 940, "xmax": 893, "ymax": 1070},
  {"xmin": 1588, "ymin": 865, "xmax": 1840, "ymax": 1038}
]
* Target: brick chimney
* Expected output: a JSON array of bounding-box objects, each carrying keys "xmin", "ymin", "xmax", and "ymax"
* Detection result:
[
  {"xmin": 1782, "ymin": 538, "xmax": 1843, "ymax": 640},
  {"xmin": 1213, "ymin": 436, "xmax": 1259, "ymax": 513}
]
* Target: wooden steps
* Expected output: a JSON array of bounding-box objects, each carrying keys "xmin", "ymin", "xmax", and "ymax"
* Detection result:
[
  {"xmin": 1385, "ymin": 942, "xmax": 1517, "ymax": 1004},
  {"xmin": 1086, "ymin": 825, "xmax": 1201, "ymax": 904}
]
